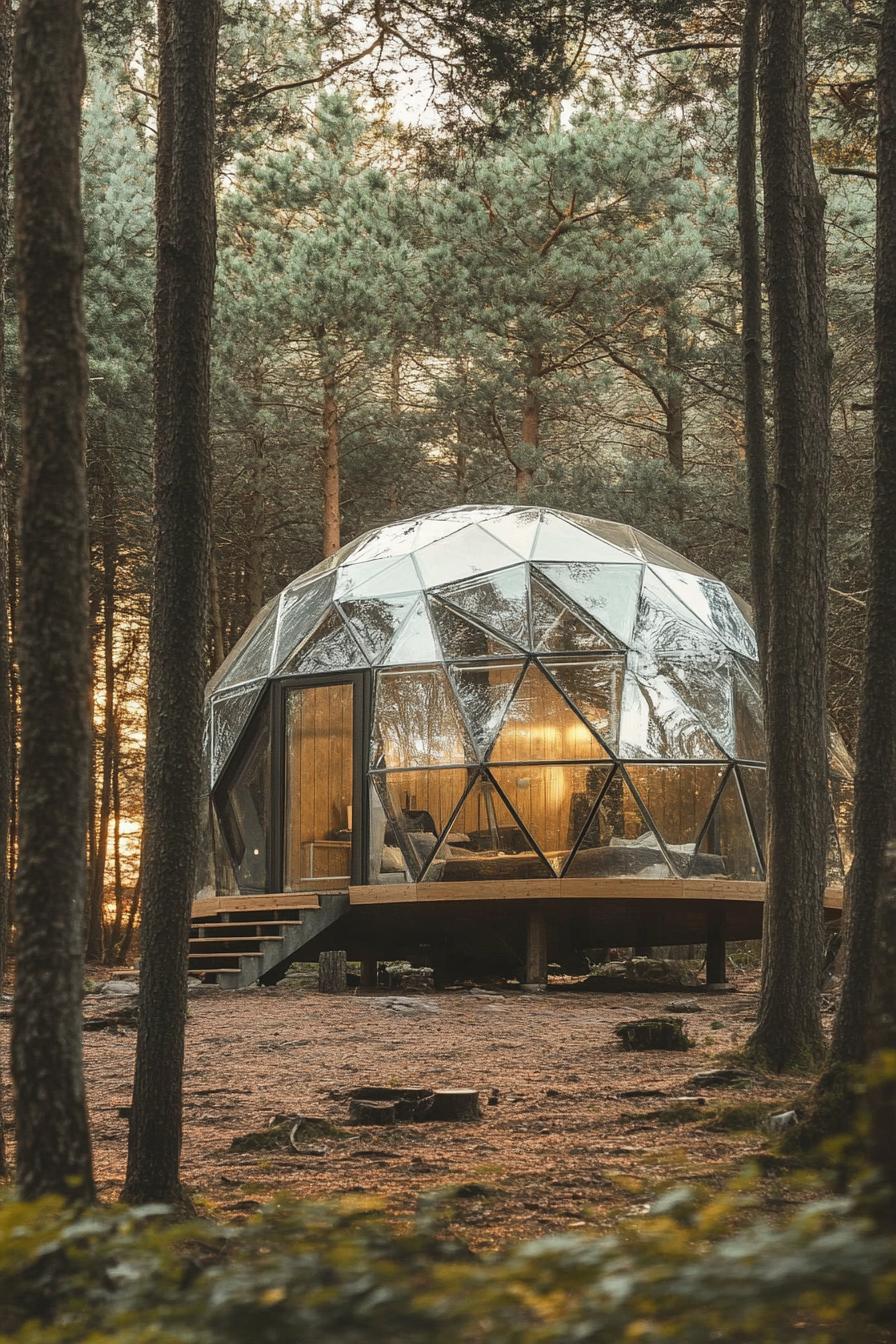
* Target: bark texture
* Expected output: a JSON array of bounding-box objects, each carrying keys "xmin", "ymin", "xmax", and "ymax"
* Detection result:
[
  {"xmin": 320, "ymin": 360, "xmax": 341, "ymax": 556},
  {"xmin": 747, "ymin": 0, "xmax": 831, "ymax": 1071},
  {"xmin": 0, "ymin": 0, "xmax": 11, "ymax": 1179},
  {"xmin": 829, "ymin": 0, "xmax": 896, "ymax": 1069},
  {"xmin": 123, "ymin": 0, "xmax": 218, "ymax": 1205},
  {"xmin": 10, "ymin": 0, "xmax": 95, "ymax": 1199},
  {"xmin": 737, "ymin": 0, "xmax": 771, "ymax": 675},
  {"xmin": 868, "ymin": 842, "xmax": 896, "ymax": 1217}
]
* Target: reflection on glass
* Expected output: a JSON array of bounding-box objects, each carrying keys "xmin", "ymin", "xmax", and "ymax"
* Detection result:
[
  {"xmin": 535, "ymin": 561, "xmax": 643, "ymax": 645},
  {"xmin": 654, "ymin": 652, "xmax": 734, "ymax": 756},
  {"xmin": 373, "ymin": 667, "xmax": 475, "ymax": 769},
  {"xmin": 211, "ymin": 595, "xmax": 280, "ymax": 694},
  {"xmin": 540, "ymin": 657, "xmax": 624, "ymax": 752},
  {"xmin": 491, "ymin": 763, "xmax": 612, "ymax": 873},
  {"xmin": 632, "ymin": 570, "xmax": 721, "ymax": 656},
  {"xmin": 340, "ymin": 594, "xmax": 416, "ymax": 663},
  {"xmin": 273, "ymin": 577, "xmax": 334, "ymax": 671},
  {"xmin": 438, "ymin": 565, "xmax": 529, "ymax": 647},
  {"xmin": 479, "ymin": 508, "xmax": 543, "ymax": 559},
  {"xmin": 489, "ymin": 663, "xmax": 608, "ymax": 763},
  {"xmin": 448, "ymin": 660, "xmax": 525, "ymax": 757},
  {"xmin": 652, "ymin": 569, "xmax": 758, "ymax": 661},
  {"xmin": 618, "ymin": 654, "xmax": 726, "ymax": 760},
  {"xmin": 697, "ymin": 771, "xmax": 762, "ymax": 880},
  {"xmin": 216, "ymin": 699, "xmax": 270, "ymax": 892},
  {"xmin": 414, "ymin": 524, "xmax": 521, "ymax": 588},
  {"xmin": 284, "ymin": 682, "xmax": 354, "ymax": 887},
  {"xmin": 380, "ymin": 597, "xmax": 441, "ymax": 664},
  {"xmin": 531, "ymin": 513, "xmax": 632, "ymax": 564},
  {"xmin": 429, "ymin": 598, "xmax": 517, "ymax": 659},
  {"xmin": 568, "ymin": 770, "xmax": 672, "ymax": 877},
  {"xmin": 287, "ymin": 608, "xmax": 368, "ymax": 675},
  {"xmin": 211, "ymin": 681, "xmax": 264, "ymax": 784},
  {"xmin": 368, "ymin": 780, "xmax": 410, "ymax": 885},
  {"xmin": 733, "ymin": 660, "xmax": 766, "ymax": 760},
  {"xmin": 421, "ymin": 771, "xmax": 553, "ymax": 881},
  {"xmin": 626, "ymin": 763, "xmax": 726, "ymax": 875}
]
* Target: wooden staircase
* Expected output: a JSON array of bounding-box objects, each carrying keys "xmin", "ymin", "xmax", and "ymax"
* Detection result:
[{"xmin": 188, "ymin": 891, "xmax": 350, "ymax": 988}]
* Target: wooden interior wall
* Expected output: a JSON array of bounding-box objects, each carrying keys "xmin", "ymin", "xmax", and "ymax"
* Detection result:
[{"xmin": 284, "ymin": 683, "xmax": 353, "ymax": 884}]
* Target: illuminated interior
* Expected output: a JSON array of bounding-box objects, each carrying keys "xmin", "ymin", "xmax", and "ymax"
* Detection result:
[{"xmin": 199, "ymin": 506, "xmax": 854, "ymax": 896}]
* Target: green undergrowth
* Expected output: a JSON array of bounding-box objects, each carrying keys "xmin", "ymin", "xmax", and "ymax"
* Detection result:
[{"xmin": 1, "ymin": 1173, "xmax": 895, "ymax": 1343}]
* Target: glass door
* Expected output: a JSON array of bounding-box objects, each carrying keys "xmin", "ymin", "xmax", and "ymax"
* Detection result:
[{"xmin": 282, "ymin": 680, "xmax": 356, "ymax": 889}]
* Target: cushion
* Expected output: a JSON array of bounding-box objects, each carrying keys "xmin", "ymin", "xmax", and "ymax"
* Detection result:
[{"xmin": 380, "ymin": 844, "xmax": 406, "ymax": 873}]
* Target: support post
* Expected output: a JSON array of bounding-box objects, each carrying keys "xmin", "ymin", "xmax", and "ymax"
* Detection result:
[
  {"xmin": 319, "ymin": 949, "xmax": 347, "ymax": 994},
  {"xmin": 706, "ymin": 921, "xmax": 727, "ymax": 986},
  {"xmin": 633, "ymin": 945, "xmax": 652, "ymax": 957},
  {"xmin": 523, "ymin": 905, "xmax": 548, "ymax": 992},
  {"xmin": 359, "ymin": 953, "xmax": 378, "ymax": 990}
]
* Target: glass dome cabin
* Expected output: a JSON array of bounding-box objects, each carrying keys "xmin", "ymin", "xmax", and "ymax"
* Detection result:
[{"xmin": 197, "ymin": 506, "xmax": 850, "ymax": 979}]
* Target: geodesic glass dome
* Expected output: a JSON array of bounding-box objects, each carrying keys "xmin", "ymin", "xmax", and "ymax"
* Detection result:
[{"xmin": 202, "ymin": 506, "xmax": 853, "ymax": 897}]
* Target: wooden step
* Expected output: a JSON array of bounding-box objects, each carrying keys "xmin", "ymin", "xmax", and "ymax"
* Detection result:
[
  {"xmin": 188, "ymin": 937, "xmax": 283, "ymax": 949},
  {"xmin": 188, "ymin": 951, "xmax": 259, "ymax": 962},
  {"xmin": 189, "ymin": 920, "xmax": 305, "ymax": 931},
  {"xmin": 191, "ymin": 968, "xmax": 242, "ymax": 979}
]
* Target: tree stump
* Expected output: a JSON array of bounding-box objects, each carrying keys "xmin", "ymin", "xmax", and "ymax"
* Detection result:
[
  {"xmin": 319, "ymin": 950, "xmax": 347, "ymax": 994},
  {"xmin": 426, "ymin": 1089, "xmax": 482, "ymax": 1121},
  {"xmin": 349, "ymin": 1098, "xmax": 399, "ymax": 1125},
  {"xmin": 615, "ymin": 1017, "xmax": 694, "ymax": 1052},
  {"xmin": 359, "ymin": 954, "xmax": 378, "ymax": 990}
]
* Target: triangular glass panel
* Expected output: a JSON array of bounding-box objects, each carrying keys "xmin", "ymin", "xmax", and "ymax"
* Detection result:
[
  {"xmin": 414, "ymin": 523, "xmax": 522, "ymax": 588},
  {"xmin": 531, "ymin": 512, "xmax": 633, "ymax": 564},
  {"xmin": 567, "ymin": 769, "xmax": 673, "ymax": 878},
  {"xmin": 654, "ymin": 652, "xmax": 735, "ymax": 756},
  {"xmin": 338, "ymin": 554, "xmax": 423, "ymax": 600},
  {"xmin": 618, "ymin": 653, "xmax": 727, "ymax": 760},
  {"xmin": 286, "ymin": 608, "xmax": 367, "ymax": 674},
  {"xmin": 272, "ymin": 574, "xmax": 335, "ymax": 671},
  {"xmin": 535, "ymin": 561, "xmax": 643, "ymax": 646},
  {"xmin": 529, "ymin": 575, "xmax": 617, "ymax": 652},
  {"xmin": 374, "ymin": 767, "xmax": 472, "ymax": 880},
  {"xmin": 651, "ymin": 569, "xmax": 758, "ymax": 661},
  {"xmin": 211, "ymin": 681, "xmax": 265, "ymax": 785},
  {"xmin": 566, "ymin": 514, "xmax": 641, "ymax": 560},
  {"xmin": 424, "ymin": 770, "xmax": 554, "ymax": 881},
  {"xmin": 697, "ymin": 769, "xmax": 763, "ymax": 880},
  {"xmin": 489, "ymin": 662, "xmax": 609, "ymax": 763},
  {"xmin": 448, "ymin": 660, "xmax": 525, "ymax": 758},
  {"xmin": 490, "ymin": 762, "xmax": 613, "ymax": 874},
  {"xmin": 208, "ymin": 595, "xmax": 280, "ymax": 695},
  {"xmin": 732, "ymin": 659, "xmax": 766, "ymax": 760},
  {"xmin": 340, "ymin": 595, "xmax": 417, "ymax": 664},
  {"xmin": 738, "ymin": 765, "xmax": 766, "ymax": 866},
  {"xmin": 381, "ymin": 597, "xmax": 441, "ymax": 665},
  {"xmin": 372, "ymin": 666, "xmax": 476, "ymax": 770},
  {"xmin": 202, "ymin": 713, "xmax": 213, "ymax": 789},
  {"xmin": 632, "ymin": 569, "xmax": 726, "ymax": 657},
  {"xmin": 437, "ymin": 565, "xmax": 529, "ymax": 647},
  {"xmin": 335, "ymin": 555, "xmax": 409, "ymax": 600},
  {"xmin": 348, "ymin": 512, "xmax": 468, "ymax": 565},
  {"xmin": 430, "ymin": 597, "xmax": 518, "ymax": 659},
  {"xmin": 626, "ymin": 763, "xmax": 726, "ymax": 876},
  {"xmin": 631, "ymin": 529, "xmax": 712, "ymax": 577},
  {"xmin": 479, "ymin": 508, "xmax": 543, "ymax": 559},
  {"xmin": 214, "ymin": 697, "xmax": 271, "ymax": 893},
  {"xmin": 540, "ymin": 657, "xmax": 624, "ymax": 754}
]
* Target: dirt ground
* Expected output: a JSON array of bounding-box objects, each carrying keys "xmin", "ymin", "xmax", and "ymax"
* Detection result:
[{"xmin": 3, "ymin": 969, "xmax": 825, "ymax": 1248}]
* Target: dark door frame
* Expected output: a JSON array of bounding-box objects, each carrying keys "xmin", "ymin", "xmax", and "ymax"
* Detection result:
[{"xmin": 271, "ymin": 669, "xmax": 371, "ymax": 890}]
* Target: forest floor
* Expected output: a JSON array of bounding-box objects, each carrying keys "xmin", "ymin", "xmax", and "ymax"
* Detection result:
[{"xmin": 2, "ymin": 968, "xmax": 829, "ymax": 1249}]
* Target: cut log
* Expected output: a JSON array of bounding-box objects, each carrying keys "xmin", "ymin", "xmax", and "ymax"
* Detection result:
[
  {"xmin": 615, "ymin": 1017, "xmax": 694, "ymax": 1052},
  {"xmin": 426, "ymin": 1089, "xmax": 481, "ymax": 1121},
  {"xmin": 349, "ymin": 1098, "xmax": 398, "ymax": 1125},
  {"xmin": 319, "ymin": 949, "xmax": 347, "ymax": 994},
  {"xmin": 349, "ymin": 1086, "xmax": 433, "ymax": 1121}
]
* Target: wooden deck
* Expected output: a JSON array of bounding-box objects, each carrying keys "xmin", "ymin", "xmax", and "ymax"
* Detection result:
[{"xmin": 347, "ymin": 877, "xmax": 845, "ymax": 908}]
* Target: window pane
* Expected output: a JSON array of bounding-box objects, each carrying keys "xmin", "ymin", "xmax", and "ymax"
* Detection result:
[
  {"xmin": 374, "ymin": 767, "xmax": 471, "ymax": 879},
  {"xmin": 448, "ymin": 660, "xmax": 525, "ymax": 758},
  {"xmin": 697, "ymin": 770, "xmax": 762, "ymax": 880},
  {"xmin": 540, "ymin": 656, "xmax": 624, "ymax": 753},
  {"xmin": 422, "ymin": 771, "xmax": 554, "ymax": 882},
  {"xmin": 381, "ymin": 597, "xmax": 441, "ymax": 665},
  {"xmin": 372, "ymin": 667, "xmax": 475, "ymax": 769},
  {"xmin": 272, "ymin": 576, "xmax": 335, "ymax": 671},
  {"xmin": 535, "ymin": 561, "xmax": 643, "ymax": 645},
  {"xmin": 211, "ymin": 681, "xmax": 264, "ymax": 785},
  {"xmin": 738, "ymin": 765, "xmax": 766, "ymax": 865},
  {"xmin": 216, "ymin": 699, "xmax": 270, "ymax": 893},
  {"xmin": 489, "ymin": 663, "xmax": 608, "ymax": 763},
  {"xmin": 618, "ymin": 654, "xmax": 726, "ymax": 760},
  {"xmin": 430, "ymin": 597, "xmax": 517, "ymax": 659},
  {"xmin": 568, "ymin": 770, "xmax": 672, "ymax": 878},
  {"xmin": 490, "ymin": 763, "xmax": 612, "ymax": 874},
  {"xmin": 210, "ymin": 595, "xmax": 279, "ymax": 693},
  {"xmin": 437, "ymin": 565, "xmax": 529, "ymax": 647},
  {"xmin": 286, "ymin": 608, "xmax": 368, "ymax": 674},
  {"xmin": 340, "ymin": 594, "xmax": 416, "ymax": 663},
  {"xmin": 626, "ymin": 763, "xmax": 726, "ymax": 876}
]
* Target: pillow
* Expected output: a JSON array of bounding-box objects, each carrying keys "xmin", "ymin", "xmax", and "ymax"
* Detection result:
[
  {"xmin": 609, "ymin": 832, "xmax": 657, "ymax": 849},
  {"xmin": 380, "ymin": 844, "xmax": 406, "ymax": 873}
]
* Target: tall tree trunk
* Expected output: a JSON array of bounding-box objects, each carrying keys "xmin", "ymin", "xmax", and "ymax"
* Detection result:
[
  {"xmin": 828, "ymin": 0, "xmax": 896, "ymax": 1070},
  {"xmin": 85, "ymin": 466, "xmax": 117, "ymax": 961},
  {"xmin": 105, "ymin": 716, "xmax": 124, "ymax": 963},
  {"xmin": 664, "ymin": 322, "xmax": 685, "ymax": 476},
  {"xmin": 517, "ymin": 347, "xmax": 541, "ymax": 498},
  {"xmin": 0, "ymin": 0, "xmax": 12, "ymax": 1180},
  {"xmin": 867, "ymin": 840, "xmax": 896, "ymax": 1218},
  {"xmin": 10, "ymin": 0, "xmax": 95, "ymax": 1200},
  {"xmin": 208, "ymin": 546, "xmax": 225, "ymax": 668},
  {"xmin": 737, "ymin": 0, "xmax": 771, "ymax": 675},
  {"xmin": 746, "ymin": 0, "xmax": 832, "ymax": 1072},
  {"xmin": 320, "ymin": 365, "xmax": 341, "ymax": 557},
  {"xmin": 123, "ymin": 0, "xmax": 218, "ymax": 1207},
  {"xmin": 245, "ymin": 426, "xmax": 265, "ymax": 613}
]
